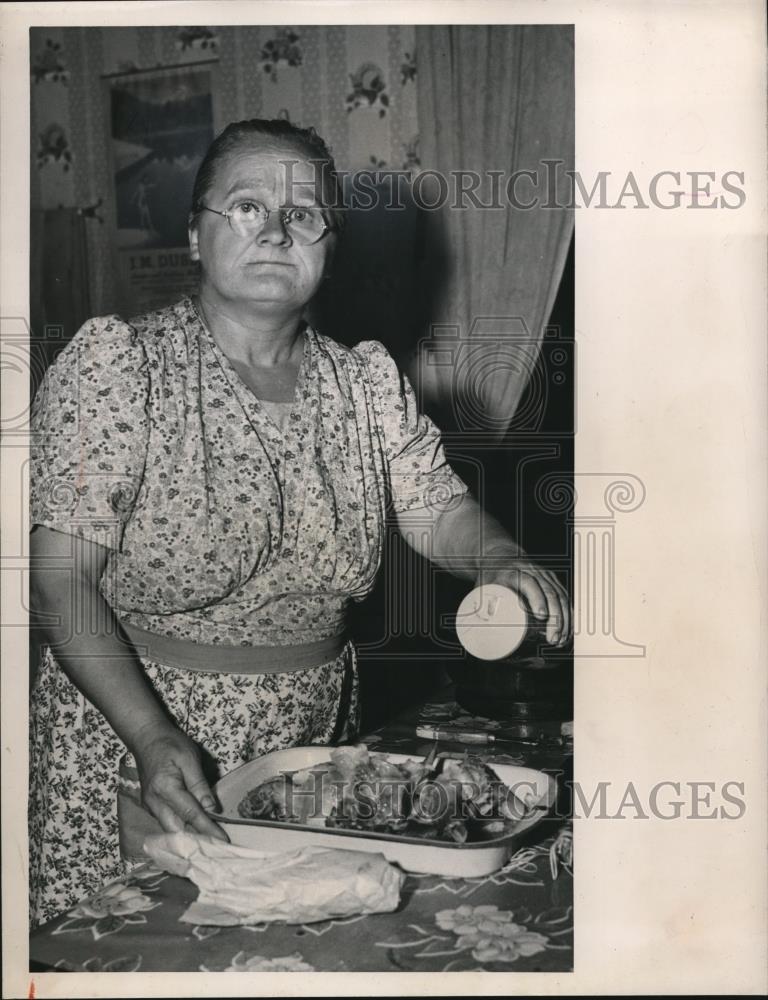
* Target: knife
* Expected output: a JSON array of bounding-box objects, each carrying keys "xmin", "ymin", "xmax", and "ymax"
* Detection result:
[{"xmin": 416, "ymin": 722, "xmax": 571, "ymax": 745}]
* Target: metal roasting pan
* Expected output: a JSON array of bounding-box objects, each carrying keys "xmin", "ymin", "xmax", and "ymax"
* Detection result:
[{"xmin": 212, "ymin": 746, "xmax": 557, "ymax": 878}]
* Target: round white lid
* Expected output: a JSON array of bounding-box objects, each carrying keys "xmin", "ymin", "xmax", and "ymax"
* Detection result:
[{"xmin": 455, "ymin": 584, "xmax": 529, "ymax": 660}]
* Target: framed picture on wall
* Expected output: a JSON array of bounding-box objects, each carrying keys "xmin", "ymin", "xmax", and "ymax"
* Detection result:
[{"xmin": 102, "ymin": 60, "xmax": 222, "ymax": 317}]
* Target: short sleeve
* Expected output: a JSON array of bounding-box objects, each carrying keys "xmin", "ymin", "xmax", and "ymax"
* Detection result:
[
  {"xmin": 30, "ymin": 315, "xmax": 150, "ymax": 549},
  {"xmin": 357, "ymin": 340, "xmax": 469, "ymax": 514}
]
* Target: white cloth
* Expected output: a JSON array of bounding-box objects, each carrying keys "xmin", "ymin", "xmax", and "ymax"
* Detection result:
[{"xmin": 143, "ymin": 831, "xmax": 404, "ymax": 925}]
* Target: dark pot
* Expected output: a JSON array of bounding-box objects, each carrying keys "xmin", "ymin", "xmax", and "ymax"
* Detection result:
[{"xmin": 447, "ymin": 649, "xmax": 572, "ymax": 721}]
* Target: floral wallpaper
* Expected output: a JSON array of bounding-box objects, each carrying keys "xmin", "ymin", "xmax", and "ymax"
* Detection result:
[{"xmin": 30, "ymin": 25, "xmax": 420, "ymax": 318}]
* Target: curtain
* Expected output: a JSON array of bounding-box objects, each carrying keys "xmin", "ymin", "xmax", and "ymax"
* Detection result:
[
  {"xmin": 408, "ymin": 25, "xmax": 574, "ymax": 437},
  {"xmin": 30, "ymin": 207, "xmax": 92, "ymax": 375}
]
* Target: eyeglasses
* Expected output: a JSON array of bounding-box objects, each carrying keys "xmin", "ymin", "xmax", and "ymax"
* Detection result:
[{"xmin": 199, "ymin": 200, "xmax": 332, "ymax": 245}]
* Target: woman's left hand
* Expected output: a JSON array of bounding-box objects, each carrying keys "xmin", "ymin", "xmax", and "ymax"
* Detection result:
[
  {"xmin": 397, "ymin": 494, "xmax": 572, "ymax": 646},
  {"xmin": 477, "ymin": 553, "xmax": 572, "ymax": 647}
]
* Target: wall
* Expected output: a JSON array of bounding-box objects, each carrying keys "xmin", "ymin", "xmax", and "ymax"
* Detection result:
[{"xmin": 30, "ymin": 24, "xmax": 420, "ymax": 328}]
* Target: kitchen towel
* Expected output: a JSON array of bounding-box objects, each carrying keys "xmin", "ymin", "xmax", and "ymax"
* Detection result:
[{"xmin": 143, "ymin": 831, "xmax": 404, "ymax": 925}]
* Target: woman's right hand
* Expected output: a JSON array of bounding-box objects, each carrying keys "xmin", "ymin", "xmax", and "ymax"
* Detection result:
[
  {"xmin": 131, "ymin": 721, "xmax": 229, "ymax": 842},
  {"xmin": 30, "ymin": 528, "xmax": 229, "ymax": 844}
]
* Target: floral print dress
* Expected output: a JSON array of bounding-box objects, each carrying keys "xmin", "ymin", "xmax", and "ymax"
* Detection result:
[{"xmin": 29, "ymin": 296, "xmax": 468, "ymax": 926}]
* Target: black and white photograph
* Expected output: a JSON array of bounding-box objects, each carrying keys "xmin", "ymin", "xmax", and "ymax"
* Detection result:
[
  {"xmin": 24, "ymin": 18, "xmax": 576, "ymax": 975},
  {"xmin": 1, "ymin": 1, "xmax": 766, "ymax": 997}
]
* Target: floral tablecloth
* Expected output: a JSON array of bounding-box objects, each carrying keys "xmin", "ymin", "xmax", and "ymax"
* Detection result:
[{"xmin": 29, "ymin": 694, "xmax": 573, "ymax": 974}]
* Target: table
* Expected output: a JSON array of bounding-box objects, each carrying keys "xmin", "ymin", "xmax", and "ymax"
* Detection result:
[{"xmin": 29, "ymin": 688, "xmax": 573, "ymax": 974}]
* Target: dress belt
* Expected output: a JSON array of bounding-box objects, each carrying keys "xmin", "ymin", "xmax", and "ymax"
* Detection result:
[{"xmin": 120, "ymin": 621, "xmax": 347, "ymax": 675}]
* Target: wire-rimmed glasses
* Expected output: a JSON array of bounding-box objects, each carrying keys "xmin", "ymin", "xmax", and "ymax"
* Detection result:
[{"xmin": 199, "ymin": 200, "xmax": 332, "ymax": 245}]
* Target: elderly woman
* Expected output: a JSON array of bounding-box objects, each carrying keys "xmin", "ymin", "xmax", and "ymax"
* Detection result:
[{"xmin": 29, "ymin": 118, "xmax": 570, "ymax": 925}]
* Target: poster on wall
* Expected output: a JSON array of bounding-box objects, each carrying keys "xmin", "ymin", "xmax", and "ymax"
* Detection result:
[{"xmin": 104, "ymin": 62, "xmax": 218, "ymax": 316}]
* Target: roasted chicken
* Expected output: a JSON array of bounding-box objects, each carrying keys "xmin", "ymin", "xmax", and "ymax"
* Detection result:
[{"xmin": 237, "ymin": 744, "xmax": 533, "ymax": 844}]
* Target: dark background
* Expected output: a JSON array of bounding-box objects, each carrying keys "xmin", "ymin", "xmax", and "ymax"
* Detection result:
[{"xmin": 348, "ymin": 234, "xmax": 575, "ymax": 731}]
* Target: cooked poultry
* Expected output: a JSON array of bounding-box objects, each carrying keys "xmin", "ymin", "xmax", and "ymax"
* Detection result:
[
  {"xmin": 439, "ymin": 756, "xmax": 531, "ymax": 822},
  {"xmin": 237, "ymin": 744, "xmax": 531, "ymax": 843},
  {"xmin": 238, "ymin": 774, "xmax": 295, "ymax": 822}
]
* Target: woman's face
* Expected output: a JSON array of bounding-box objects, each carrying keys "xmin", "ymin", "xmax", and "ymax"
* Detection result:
[{"xmin": 189, "ymin": 139, "xmax": 335, "ymax": 316}]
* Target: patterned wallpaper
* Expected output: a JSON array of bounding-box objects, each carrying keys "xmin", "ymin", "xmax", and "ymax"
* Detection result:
[{"xmin": 30, "ymin": 25, "xmax": 420, "ymax": 321}]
